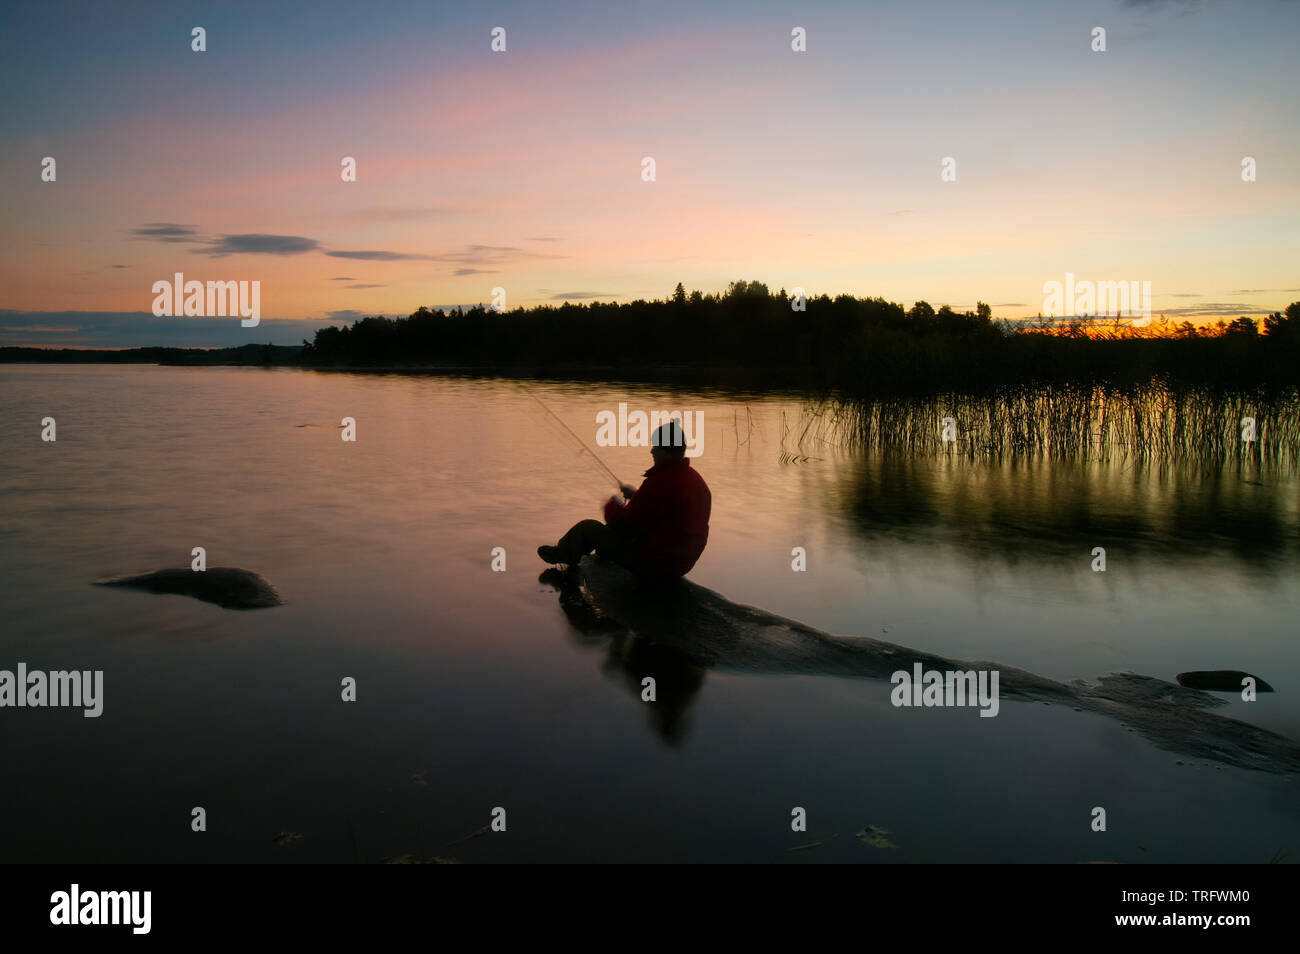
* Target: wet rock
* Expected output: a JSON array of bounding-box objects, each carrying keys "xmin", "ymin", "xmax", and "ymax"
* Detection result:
[
  {"xmin": 1176, "ymin": 670, "xmax": 1274, "ymax": 692},
  {"xmin": 95, "ymin": 567, "xmax": 282, "ymax": 610}
]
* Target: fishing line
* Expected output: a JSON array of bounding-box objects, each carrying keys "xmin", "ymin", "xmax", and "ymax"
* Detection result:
[{"xmin": 522, "ymin": 389, "xmax": 625, "ymax": 492}]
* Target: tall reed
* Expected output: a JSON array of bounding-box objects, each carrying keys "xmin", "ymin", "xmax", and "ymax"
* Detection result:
[{"xmin": 798, "ymin": 385, "xmax": 1300, "ymax": 470}]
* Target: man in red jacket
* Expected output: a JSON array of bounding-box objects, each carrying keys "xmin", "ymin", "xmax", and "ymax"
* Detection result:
[{"xmin": 538, "ymin": 420, "xmax": 711, "ymax": 579}]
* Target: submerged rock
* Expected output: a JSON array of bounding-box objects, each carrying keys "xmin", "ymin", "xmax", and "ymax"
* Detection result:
[
  {"xmin": 95, "ymin": 567, "xmax": 282, "ymax": 610},
  {"xmin": 1176, "ymin": 670, "xmax": 1275, "ymax": 692}
]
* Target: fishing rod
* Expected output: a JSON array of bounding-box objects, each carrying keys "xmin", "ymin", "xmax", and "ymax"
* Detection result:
[{"xmin": 524, "ymin": 390, "xmax": 626, "ymax": 493}]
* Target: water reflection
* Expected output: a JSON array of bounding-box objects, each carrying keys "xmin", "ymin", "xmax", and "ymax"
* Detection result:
[
  {"xmin": 4, "ymin": 366, "xmax": 1298, "ymax": 862},
  {"xmin": 539, "ymin": 562, "xmax": 1300, "ymax": 777},
  {"xmin": 542, "ymin": 568, "xmax": 706, "ymax": 746},
  {"xmin": 831, "ymin": 453, "xmax": 1300, "ymax": 570}
]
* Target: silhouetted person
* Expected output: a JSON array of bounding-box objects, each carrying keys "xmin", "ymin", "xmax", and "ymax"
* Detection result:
[{"xmin": 538, "ymin": 420, "xmax": 711, "ymax": 579}]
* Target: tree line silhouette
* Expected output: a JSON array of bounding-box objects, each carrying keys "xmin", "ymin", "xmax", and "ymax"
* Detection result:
[{"xmin": 301, "ymin": 282, "xmax": 1300, "ymax": 393}]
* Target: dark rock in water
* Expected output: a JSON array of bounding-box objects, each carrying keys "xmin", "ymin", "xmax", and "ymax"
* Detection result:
[
  {"xmin": 95, "ymin": 567, "xmax": 282, "ymax": 610},
  {"xmin": 1177, "ymin": 670, "xmax": 1274, "ymax": 692},
  {"xmin": 567, "ymin": 556, "xmax": 1300, "ymax": 774}
]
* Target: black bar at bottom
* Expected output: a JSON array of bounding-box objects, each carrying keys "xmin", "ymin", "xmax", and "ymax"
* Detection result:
[{"xmin": 3, "ymin": 863, "xmax": 1284, "ymax": 940}]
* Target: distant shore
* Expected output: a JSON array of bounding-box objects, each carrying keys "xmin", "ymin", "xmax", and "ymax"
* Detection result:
[
  {"xmin": 4, "ymin": 287, "xmax": 1299, "ymax": 394},
  {"xmin": 0, "ymin": 345, "xmax": 793, "ymax": 391}
]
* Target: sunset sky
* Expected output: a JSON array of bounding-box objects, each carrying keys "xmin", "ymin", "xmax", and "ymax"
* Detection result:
[{"xmin": 2, "ymin": 0, "xmax": 1298, "ymax": 346}]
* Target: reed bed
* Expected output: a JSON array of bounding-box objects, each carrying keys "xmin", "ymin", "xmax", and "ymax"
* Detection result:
[{"xmin": 797, "ymin": 384, "xmax": 1300, "ymax": 470}]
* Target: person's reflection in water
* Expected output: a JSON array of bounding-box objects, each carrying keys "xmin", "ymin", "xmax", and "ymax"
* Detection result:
[{"xmin": 540, "ymin": 568, "xmax": 706, "ymax": 746}]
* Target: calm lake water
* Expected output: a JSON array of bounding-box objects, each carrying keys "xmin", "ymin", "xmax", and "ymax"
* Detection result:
[{"xmin": 2, "ymin": 365, "xmax": 1297, "ymax": 863}]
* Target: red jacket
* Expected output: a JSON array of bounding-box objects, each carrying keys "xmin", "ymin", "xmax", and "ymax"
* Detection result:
[{"xmin": 604, "ymin": 458, "xmax": 711, "ymax": 577}]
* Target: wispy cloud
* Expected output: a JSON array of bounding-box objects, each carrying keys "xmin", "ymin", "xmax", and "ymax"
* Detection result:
[
  {"xmin": 1156, "ymin": 301, "xmax": 1273, "ymax": 318},
  {"xmin": 430, "ymin": 244, "xmax": 566, "ymax": 266},
  {"xmin": 453, "ymin": 268, "xmax": 497, "ymax": 276},
  {"xmin": 345, "ymin": 283, "xmax": 386, "ymax": 289},
  {"xmin": 330, "ymin": 277, "xmax": 356, "ymax": 281},
  {"xmin": 130, "ymin": 223, "xmax": 200, "ymax": 243},
  {"xmin": 205, "ymin": 234, "xmax": 321, "ymax": 256},
  {"xmin": 326, "ymin": 250, "xmax": 435, "ymax": 261},
  {"xmin": 548, "ymin": 291, "xmax": 613, "ymax": 301},
  {"xmin": 131, "ymin": 225, "xmax": 560, "ymax": 269},
  {"xmin": 326, "ymin": 309, "xmax": 366, "ymax": 322}
]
